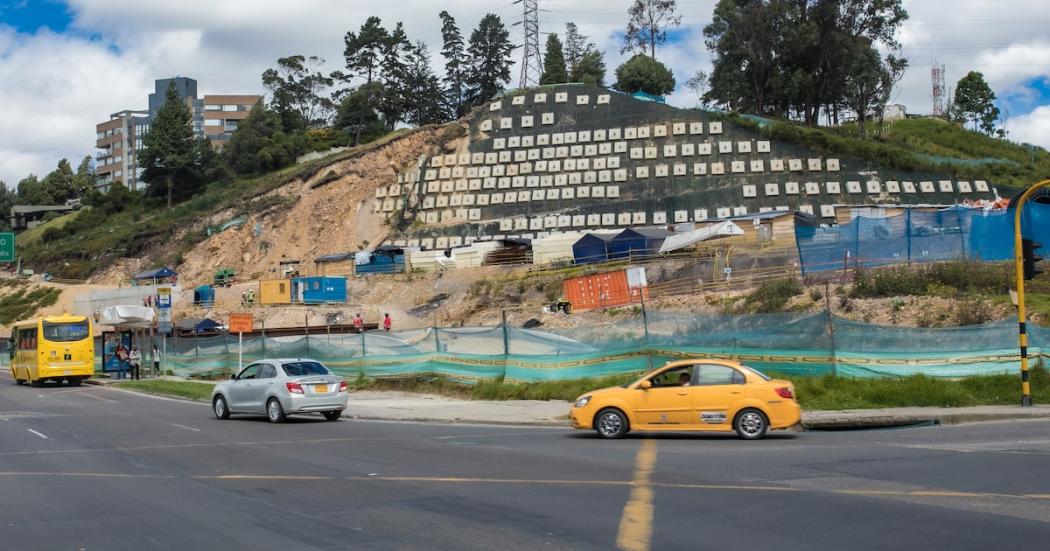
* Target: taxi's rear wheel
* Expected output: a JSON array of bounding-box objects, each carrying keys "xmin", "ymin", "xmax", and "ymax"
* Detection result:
[
  {"xmin": 734, "ymin": 408, "xmax": 768, "ymax": 440},
  {"xmin": 322, "ymin": 410, "xmax": 342, "ymax": 421},
  {"xmin": 595, "ymin": 408, "xmax": 629, "ymax": 439},
  {"xmin": 267, "ymin": 398, "xmax": 287, "ymax": 423}
]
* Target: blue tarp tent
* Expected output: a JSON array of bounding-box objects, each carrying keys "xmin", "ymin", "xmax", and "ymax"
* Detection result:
[
  {"xmin": 354, "ymin": 246, "xmax": 406, "ymax": 275},
  {"xmin": 572, "ymin": 233, "xmax": 617, "ymax": 264},
  {"xmin": 293, "ymin": 276, "xmax": 348, "ymax": 304},
  {"xmin": 175, "ymin": 317, "xmax": 221, "ymax": 334},
  {"xmin": 193, "ymin": 285, "xmax": 215, "ymax": 307},
  {"xmin": 609, "ymin": 228, "xmax": 670, "ymax": 259},
  {"xmin": 133, "ymin": 267, "xmax": 177, "ymax": 284}
]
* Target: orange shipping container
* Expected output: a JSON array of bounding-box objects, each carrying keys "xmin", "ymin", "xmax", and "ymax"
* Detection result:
[
  {"xmin": 563, "ymin": 267, "xmax": 648, "ymax": 312},
  {"xmin": 259, "ymin": 279, "xmax": 292, "ymax": 305}
]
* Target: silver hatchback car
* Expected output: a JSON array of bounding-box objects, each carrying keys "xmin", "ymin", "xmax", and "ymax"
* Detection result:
[{"xmin": 211, "ymin": 359, "xmax": 349, "ymax": 423}]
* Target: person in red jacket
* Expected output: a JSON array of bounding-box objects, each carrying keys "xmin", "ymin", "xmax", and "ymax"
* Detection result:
[
  {"xmin": 353, "ymin": 313, "xmax": 364, "ymax": 332},
  {"xmin": 383, "ymin": 313, "xmax": 392, "ymax": 332}
]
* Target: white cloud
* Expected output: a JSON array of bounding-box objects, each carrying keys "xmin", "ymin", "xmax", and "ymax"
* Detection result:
[
  {"xmin": 1, "ymin": 0, "xmax": 1048, "ymax": 185},
  {"xmin": 1004, "ymin": 105, "xmax": 1050, "ymax": 148}
]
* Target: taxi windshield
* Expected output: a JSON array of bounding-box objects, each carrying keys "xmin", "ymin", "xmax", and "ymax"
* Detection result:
[{"xmin": 42, "ymin": 320, "xmax": 90, "ymax": 342}]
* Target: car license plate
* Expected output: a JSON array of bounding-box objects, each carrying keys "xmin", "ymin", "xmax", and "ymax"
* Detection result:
[{"xmin": 314, "ymin": 384, "xmax": 328, "ymax": 393}]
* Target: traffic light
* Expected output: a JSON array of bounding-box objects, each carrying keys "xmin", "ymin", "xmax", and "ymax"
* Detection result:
[{"xmin": 1023, "ymin": 238, "xmax": 1044, "ymax": 280}]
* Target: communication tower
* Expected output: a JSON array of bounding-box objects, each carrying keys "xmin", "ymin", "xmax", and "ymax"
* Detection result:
[{"xmin": 515, "ymin": 0, "xmax": 541, "ymax": 89}]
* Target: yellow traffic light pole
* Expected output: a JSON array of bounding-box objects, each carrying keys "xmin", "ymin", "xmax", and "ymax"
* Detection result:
[{"xmin": 1013, "ymin": 179, "xmax": 1050, "ymax": 407}]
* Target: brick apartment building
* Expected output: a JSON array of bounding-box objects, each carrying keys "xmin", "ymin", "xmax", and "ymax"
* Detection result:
[{"xmin": 95, "ymin": 77, "xmax": 261, "ymax": 191}]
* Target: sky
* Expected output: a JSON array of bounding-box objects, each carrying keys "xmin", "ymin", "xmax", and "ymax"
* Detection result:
[{"xmin": 1, "ymin": 0, "xmax": 1049, "ymax": 187}]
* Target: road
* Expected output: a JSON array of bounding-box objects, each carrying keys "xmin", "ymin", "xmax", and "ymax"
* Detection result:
[{"xmin": 2, "ymin": 371, "xmax": 1050, "ymax": 550}]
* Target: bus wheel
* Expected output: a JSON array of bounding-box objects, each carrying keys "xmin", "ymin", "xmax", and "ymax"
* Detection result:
[
  {"xmin": 14, "ymin": 377, "xmax": 25, "ymax": 385},
  {"xmin": 69, "ymin": 378, "xmax": 83, "ymax": 387}
]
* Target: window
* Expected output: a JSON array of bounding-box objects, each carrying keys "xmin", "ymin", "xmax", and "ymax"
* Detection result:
[
  {"xmin": 222, "ymin": 104, "xmax": 238, "ymax": 112},
  {"xmin": 281, "ymin": 362, "xmax": 330, "ymax": 377},
  {"xmin": 693, "ymin": 365, "xmax": 744, "ymax": 386},
  {"xmin": 740, "ymin": 365, "xmax": 770, "ymax": 381},
  {"xmin": 42, "ymin": 320, "xmax": 90, "ymax": 342},
  {"xmin": 204, "ymin": 104, "xmax": 221, "ymax": 111},
  {"xmin": 18, "ymin": 328, "xmax": 38, "ymax": 350},
  {"xmin": 258, "ymin": 364, "xmax": 276, "ymax": 379},
  {"xmin": 204, "ymin": 119, "xmax": 221, "ymax": 127},
  {"xmin": 223, "ymin": 120, "xmax": 238, "ymax": 132},
  {"xmin": 648, "ymin": 366, "xmax": 693, "ymax": 388},
  {"xmin": 237, "ymin": 364, "xmax": 260, "ymax": 380}
]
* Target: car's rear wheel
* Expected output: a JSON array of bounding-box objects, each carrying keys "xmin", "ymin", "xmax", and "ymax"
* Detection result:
[
  {"xmin": 595, "ymin": 408, "xmax": 629, "ymax": 439},
  {"xmin": 734, "ymin": 408, "xmax": 768, "ymax": 440},
  {"xmin": 212, "ymin": 395, "xmax": 230, "ymax": 420},
  {"xmin": 322, "ymin": 410, "xmax": 342, "ymax": 421},
  {"xmin": 266, "ymin": 398, "xmax": 286, "ymax": 423}
]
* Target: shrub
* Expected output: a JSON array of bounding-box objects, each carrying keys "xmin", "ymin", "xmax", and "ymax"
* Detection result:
[{"xmin": 735, "ymin": 277, "xmax": 802, "ymax": 314}]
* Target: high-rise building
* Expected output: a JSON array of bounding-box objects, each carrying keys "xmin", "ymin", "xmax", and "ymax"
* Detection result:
[{"xmin": 95, "ymin": 77, "xmax": 261, "ymax": 191}]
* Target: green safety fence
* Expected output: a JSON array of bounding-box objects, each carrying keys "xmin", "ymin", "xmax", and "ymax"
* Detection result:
[{"xmin": 146, "ymin": 311, "xmax": 1048, "ymax": 382}]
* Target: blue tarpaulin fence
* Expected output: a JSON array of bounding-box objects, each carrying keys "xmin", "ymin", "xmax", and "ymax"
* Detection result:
[
  {"xmin": 796, "ymin": 204, "xmax": 1050, "ymax": 274},
  {"xmin": 156, "ymin": 311, "xmax": 1048, "ymax": 382}
]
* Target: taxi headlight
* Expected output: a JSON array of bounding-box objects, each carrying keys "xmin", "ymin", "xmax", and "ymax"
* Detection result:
[{"xmin": 574, "ymin": 395, "xmax": 592, "ymax": 408}]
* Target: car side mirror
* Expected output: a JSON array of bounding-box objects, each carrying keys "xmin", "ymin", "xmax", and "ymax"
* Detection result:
[
  {"xmin": 230, "ymin": 374, "xmax": 238, "ymax": 380},
  {"xmin": 638, "ymin": 379, "xmax": 651, "ymax": 390}
]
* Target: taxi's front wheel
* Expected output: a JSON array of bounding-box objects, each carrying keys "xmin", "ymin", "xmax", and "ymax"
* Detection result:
[
  {"xmin": 734, "ymin": 408, "xmax": 768, "ymax": 440},
  {"xmin": 595, "ymin": 408, "xmax": 629, "ymax": 439}
]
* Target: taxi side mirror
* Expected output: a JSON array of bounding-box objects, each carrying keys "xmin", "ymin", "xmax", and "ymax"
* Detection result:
[
  {"xmin": 230, "ymin": 374, "xmax": 238, "ymax": 380},
  {"xmin": 638, "ymin": 379, "xmax": 652, "ymax": 390}
]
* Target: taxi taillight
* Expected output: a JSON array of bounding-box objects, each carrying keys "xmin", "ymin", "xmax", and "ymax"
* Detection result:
[
  {"xmin": 775, "ymin": 387, "xmax": 795, "ymax": 399},
  {"xmin": 286, "ymin": 381, "xmax": 304, "ymax": 394},
  {"xmin": 338, "ymin": 380, "xmax": 348, "ymax": 392}
]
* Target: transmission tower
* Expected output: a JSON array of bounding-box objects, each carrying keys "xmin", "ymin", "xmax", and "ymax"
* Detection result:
[
  {"xmin": 516, "ymin": 0, "xmax": 541, "ymax": 89},
  {"xmin": 931, "ymin": 62, "xmax": 946, "ymax": 117}
]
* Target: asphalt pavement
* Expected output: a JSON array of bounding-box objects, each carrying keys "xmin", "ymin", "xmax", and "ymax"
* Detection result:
[{"xmin": 3, "ymin": 368, "xmax": 1050, "ymax": 550}]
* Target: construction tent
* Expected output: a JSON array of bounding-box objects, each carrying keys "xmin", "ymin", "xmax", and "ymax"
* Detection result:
[
  {"xmin": 572, "ymin": 232, "xmax": 618, "ymax": 264},
  {"xmin": 609, "ymin": 228, "xmax": 670, "ymax": 259},
  {"xmin": 532, "ymin": 232, "xmax": 587, "ymax": 266},
  {"xmin": 658, "ymin": 221, "xmax": 745, "ymax": 253}
]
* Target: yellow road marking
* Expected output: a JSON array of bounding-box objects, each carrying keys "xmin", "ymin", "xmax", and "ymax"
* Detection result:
[{"xmin": 617, "ymin": 439, "xmax": 657, "ymax": 551}]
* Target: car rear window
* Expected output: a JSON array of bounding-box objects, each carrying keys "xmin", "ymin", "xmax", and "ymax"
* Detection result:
[
  {"xmin": 741, "ymin": 365, "xmax": 771, "ymax": 381},
  {"xmin": 281, "ymin": 361, "xmax": 330, "ymax": 377}
]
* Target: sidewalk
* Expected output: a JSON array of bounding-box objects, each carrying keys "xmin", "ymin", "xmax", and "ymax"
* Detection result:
[{"xmin": 90, "ymin": 378, "xmax": 1050, "ymax": 429}]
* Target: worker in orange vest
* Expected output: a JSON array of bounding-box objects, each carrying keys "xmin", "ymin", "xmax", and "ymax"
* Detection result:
[{"xmin": 383, "ymin": 313, "xmax": 392, "ymax": 332}]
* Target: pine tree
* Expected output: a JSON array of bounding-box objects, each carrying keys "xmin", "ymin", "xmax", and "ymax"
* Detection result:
[
  {"xmin": 343, "ymin": 16, "xmax": 388, "ymax": 86},
  {"xmin": 465, "ymin": 14, "xmax": 515, "ymax": 107},
  {"xmin": 563, "ymin": 23, "xmax": 596, "ymax": 74},
  {"xmin": 540, "ymin": 34, "xmax": 568, "ymax": 85},
  {"xmin": 139, "ymin": 82, "xmax": 210, "ymax": 208},
  {"xmin": 378, "ymin": 22, "xmax": 413, "ymax": 129},
  {"xmin": 223, "ymin": 101, "xmax": 308, "ymax": 175},
  {"xmin": 439, "ymin": 11, "xmax": 469, "ymax": 118},
  {"xmin": 622, "ymin": 0, "xmax": 682, "ymax": 59},
  {"xmin": 403, "ymin": 42, "xmax": 451, "ymax": 126},
  {"xmin": 571, "ymin": 51, "xmax": 607, "ymax": 86}
]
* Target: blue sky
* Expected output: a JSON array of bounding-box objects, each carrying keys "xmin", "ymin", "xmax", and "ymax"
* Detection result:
[{"xmin": 0, "ymin": 0, "xmax": 71, "ymax": 33}]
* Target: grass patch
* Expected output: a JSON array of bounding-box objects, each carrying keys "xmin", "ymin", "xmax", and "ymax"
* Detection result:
[
  {"xmin": 850, "ymin": 261, "xmax": 1013, "ymax": 298},
  {"xmin": 776, "ymin": 366, "xmax": 1050, "ymax": 410},
  {"xmin": 351, "ymin": 373, "xmax": 641, "ymax": 402},
  {"xmin": 114, "ymin": 380, "xmax": 215, "ymax": 402},
  {"xmin": 0, "ymin": 284, "xmax": 61, "ymax": 325},
  {"xmin": 729, "ymin": 277, "xmax": 802, "ymax": 313}
]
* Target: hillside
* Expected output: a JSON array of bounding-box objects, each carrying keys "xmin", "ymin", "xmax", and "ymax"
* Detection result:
[{"xmin": 17, "ymin": 84, "xmax": 1048, "ymax": 283}]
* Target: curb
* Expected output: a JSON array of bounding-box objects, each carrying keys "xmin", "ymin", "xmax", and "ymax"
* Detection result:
[{"xmin": 802, "ymin": 412, "xmax": 1050, "ymax": 430}]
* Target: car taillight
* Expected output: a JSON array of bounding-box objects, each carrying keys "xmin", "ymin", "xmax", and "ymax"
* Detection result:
[
  {"xmin": 286, "ymin": 381, "xmax": 304, "ymax": 394},
  {"xmin": 775, "ymin": 387, "xmax": 794, "ymax": 399},
  {"xmin": 338, "ymin": 380, "xmax": 348, "ymax": 392}
]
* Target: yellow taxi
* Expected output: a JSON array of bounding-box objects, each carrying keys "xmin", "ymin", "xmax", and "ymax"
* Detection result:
[{"xmin": 570, "ymin": 360, "xmax": 800, "ymax": 439}]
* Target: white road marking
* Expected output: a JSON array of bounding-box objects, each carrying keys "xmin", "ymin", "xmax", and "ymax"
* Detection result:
[
  {"xmin": 169, "ymin": 423, "xmax": 201, "ymax": 432},
  {"xmin": 27, "ymin": 429, "xmax": 48, "ymax": 440},
  {"xmin": 78, "ymin": 391, "xmax": 118, "ymax": 403}
]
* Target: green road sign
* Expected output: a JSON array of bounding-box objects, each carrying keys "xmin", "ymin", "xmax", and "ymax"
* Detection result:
[{"xmin": 0, "ymin": 233, "xmax": 14, "ymax": 263}]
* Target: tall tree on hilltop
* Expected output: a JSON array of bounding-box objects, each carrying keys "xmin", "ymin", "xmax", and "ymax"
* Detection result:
[
  {"xmin": 540, "ymin": 34, "xmax": 568, "ymax": 85},
  {"xmin": 377, "ymin": 22, "xmax": 413, "ymax": 129},
  {"xmin": 16, "ymin": 175, "xmax": 52, "ymax": 206},
  {"xmin": 571, "ymin": 50, "xmax": 607, "ymax": 86},
  {"xmin": 402, "ymin": 42, "xmax": 450, "ymax": 126},
  {"xmin": 262, "ymin": 55, "xmax": 335, "ymax": 131},
  {"xmin": 465, "ymin": 14, "xmax": 515, "ymax": 107},
  {"xmin": 563, "ymin": 23, "xmax": 596, "ymax": 75},
  {"xmin": 614, "ymin": 54, "xmax": 675, "ymax": 96},
  {"xmin": 40, "ymin": 159, "xmax": 79, "ymax": 204},
  {"xmin": 0, "ymin": 183, "xmax": 15, "ymax": 230},
  {"xmin": 622, "ymin": 0, "xmax": 682, "ymax": 59},
  {"xmin": 686, "ymin": 69, "xmax": 709, "ymax": 106},
  {"xmin": 953, "ymin": 71, "xmax": 1000, "ymax": 134},
  {"xmin": 703, "ymin": 0, "xmax": 785, "ymax": 116},
  {"xmin": 843, "ymin": 46, "xmax": 907, "ymax": 137},
  {"xmin": 439, "ymin": 11, "xmax": 469, "ymax": 118},
  {"xmin": 74, "ymin": 156, "xmax": 96, "ymax": 197},
  {"xmin": 139, "ymin": 82, "xmax": 214, "ymax": 208},
  {"xmin": 343, "ymin": 16, "xmax": 389, "ymax": 86},
  {"xmin": 223, "ymin": 100, "xmax": 308, "ymax": 175},
  {"xmin": 335, "ymin": 82, "xmax": 387, "ymax": 146}
]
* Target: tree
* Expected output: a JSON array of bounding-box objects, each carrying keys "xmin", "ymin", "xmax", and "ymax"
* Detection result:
[
  {"xmin": 335, "ymin": 82, "xmax": 388, "ymax": 146},
  {"xmin": 16, "ymin": 175, "xmax": 52, "ymax": 205},
  {"xmin": 223, "ymin": 101, "xmax": 308, "ymax": 175},
  {"xmin": 540, "ymin": 34, "xmax": 568, "ymax": 85},
  {"xmin": 0, "ymin": 183, "xmax": 15, "ymax": 230},
  {"xmin": 622, "ymin": 0, "xmax": 682, "ymax": 59},
  {"xmin": 73, "ymin": 156, "xmax": 96, "ymax": 197},
  {"xmin": 465, "ymin": 14, "xmax": 515, "ymax": 108},
  {"xmin": 439, "ymin": 11, "xmax": 469, "ymax": 118},
  {"xmin": 686, "ymin": 69, "xmax": 709, "ymax": 105},
  {"xmin": 261, "ymin": 55, "xmax": 335, "ymax": 132},
  {"xmin": 843, "ymin": 47, "xmax": 907, "ymax": 137},
  {"xmin": 139, "ymin": 82, "xmax": 212, "ymax": 208},
  {"xmin": 402, "ymin": 42, "xmax": 450, "ymax": 126},
  {"xmin": 614, "ymin": 54, "xmax": 675, "ymax": 96},
  {"xmin": 571, "ymin": 50, "xmax": 607, "ymax": 86},
  {"xmin": 564, "ymin": 23, "xmax": 596, "ymax": 75},
  {"xmin": 40, "ymin": 159, "xmax": 79, "ymax": 204},
  {"xmin": 376, "ymin": 22, "xmax": 413, "ymax": 129},
  {"xmin": 953, "ymin": 71, "xmax": 1000, "ymax": 134},
  {"xmin": 343, "ymin": 16, "xmax": 389, "ymax": 86}
]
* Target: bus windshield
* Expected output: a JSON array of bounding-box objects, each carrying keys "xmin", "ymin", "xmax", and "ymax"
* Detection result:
[{"xmin": 42, "ymin": 320, "xmax": 90, "ymax": 343}]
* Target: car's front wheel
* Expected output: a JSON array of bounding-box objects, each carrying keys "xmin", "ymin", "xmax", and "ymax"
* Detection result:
[
  {"xmin": 595, "ymin": 408, "xmax": 629, "ymax": 439},
  {"xmin": 734, "ymin": 408, "xmax": 768, "ymax": 440},
  {"xmin": 213, "ymin": 395, "xmax": 230, "ymax": 420},
  {"xmin": 322, "ymin": 410, "xmax": 342, "ymax": 421},
  {"xmin": 267, "ymin": 398, "xmax": 287, "ymax": 423}
]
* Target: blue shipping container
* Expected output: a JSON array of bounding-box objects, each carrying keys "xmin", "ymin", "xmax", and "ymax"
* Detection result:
[{"xmin": 293, "ymin": 276, "xmax": 348, "ymax": 304}]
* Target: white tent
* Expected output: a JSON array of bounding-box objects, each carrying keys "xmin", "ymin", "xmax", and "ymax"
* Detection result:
[
  {"xmin": 100, "ymin": 305, "xmax": 156, "ymax": 329},
  {"xmin": 658, "ymin": 221, "xmax": 745, "ymax": 253}
]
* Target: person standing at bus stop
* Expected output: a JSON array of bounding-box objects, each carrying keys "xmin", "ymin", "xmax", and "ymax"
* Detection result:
[
  {"xmin": 129, "ymin": 347, "xmax": 142, "ymax": 380},
  {"xmin": 152, "ymin": 344, "xmax": 161, "ymax": 377},
  {"xmin": 115, "ymin": 344, "xmax": 129, "ymax": 380},
  {"xmin": 383, "ymin": 313, "xmax": 392, "ymax": 332}
]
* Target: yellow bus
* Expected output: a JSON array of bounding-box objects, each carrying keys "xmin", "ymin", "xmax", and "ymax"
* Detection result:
[{"xmin": 9, "ymin": 314, "xmax": 94, "ymax": 386}]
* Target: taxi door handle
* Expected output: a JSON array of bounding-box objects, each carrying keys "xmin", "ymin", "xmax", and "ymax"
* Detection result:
[
  {"xmin": 730, "ymin": 391, "xmax": 742, "ymax": 394},
  {"xmin": 676, "ymin": 392, "xmax": 688, "ymax": 396}
]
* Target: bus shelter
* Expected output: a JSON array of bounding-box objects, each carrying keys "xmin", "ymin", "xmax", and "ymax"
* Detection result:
[{"xmin": 99, "ymin": 306, "xmax": 159, "ymax": 377}]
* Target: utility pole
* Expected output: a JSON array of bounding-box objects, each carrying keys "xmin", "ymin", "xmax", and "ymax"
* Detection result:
[{"xmin": 515, "ymin": 0, "xmax": 541, "ymax": 88}]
